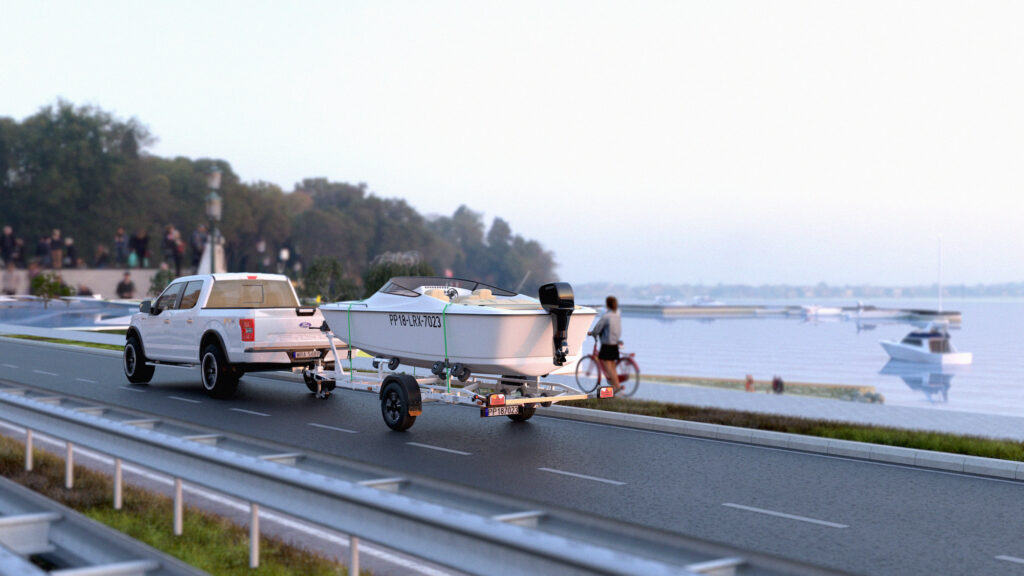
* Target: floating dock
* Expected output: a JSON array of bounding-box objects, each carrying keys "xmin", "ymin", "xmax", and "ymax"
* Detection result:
[{"xmin": 605, "ymin": 304, "xmax": 961, "ymax": 323}]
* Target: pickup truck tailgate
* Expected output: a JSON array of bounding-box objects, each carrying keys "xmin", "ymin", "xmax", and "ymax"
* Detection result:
[{"xmin": 245, "ymin": 308, "xmax": 332, "ymax": 357}]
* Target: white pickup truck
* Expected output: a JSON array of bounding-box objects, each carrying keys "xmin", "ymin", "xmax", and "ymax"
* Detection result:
[{"xmin": 123, "ymin": 273, "xmax": 334, "ymax": 398}]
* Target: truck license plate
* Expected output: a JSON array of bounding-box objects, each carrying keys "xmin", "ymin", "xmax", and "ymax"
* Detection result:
[
  {"xmin": 481, "ymin": 405, "xmax": 520, "ymax": 417},
  {"xmin": 292, "ymin": 350, "xmax": 320, "ymax": 359}
]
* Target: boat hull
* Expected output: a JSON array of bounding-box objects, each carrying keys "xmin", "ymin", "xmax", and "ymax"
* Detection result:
[
  {"xmin": 880, "ymin": 341, "xmax": 973, "ymax": 365},
  {"xmin": 321, "ymin": 307, "xmax": 597, "ymax": 376}
]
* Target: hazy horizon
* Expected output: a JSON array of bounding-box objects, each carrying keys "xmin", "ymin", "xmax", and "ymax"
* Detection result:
[{"xmin": 4, "ymin": 1, "xmax": 1022, "ymax": 286}]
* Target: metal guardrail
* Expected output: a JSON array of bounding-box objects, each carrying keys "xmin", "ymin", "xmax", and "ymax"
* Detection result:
[
  {"xmin": 0, "ymin": 386, "xmax": 709, "ymax": 576},
  {"xmin": 0, "ymin": 474, "xmax": 203, "ymax": 575}
]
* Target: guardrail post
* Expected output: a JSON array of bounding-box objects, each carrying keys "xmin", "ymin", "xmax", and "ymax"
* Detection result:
[
  {"xmin": 350, "ymin": 535, "xmax": 359, "ymax": 575},
  {"xmin": 25, "ymin": 429, "xmax": 33, "ymax": 471},
  {"xmin": 249, "ymin": 503, "xmax": 260, "ymax": 568},
  {"xmin": 114, "ymin": 458, "xmax": 123, "ymax": 510},
  {"xmin": 65, "ymin": 441, "xmax": 74, "ymax": 489},
  {"xmin": 173, "ymin": 478, "xmax": 183, "ymax": 536}
]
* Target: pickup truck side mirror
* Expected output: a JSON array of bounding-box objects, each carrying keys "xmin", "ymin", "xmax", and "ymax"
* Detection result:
[{"xmin": 140, "ymin": 300, "xmax": 152, "ymax": 314}]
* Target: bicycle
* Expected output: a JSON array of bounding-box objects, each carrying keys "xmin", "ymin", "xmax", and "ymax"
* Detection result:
[{"xmin": 575, "ymin": 335, "xmax": 640, "ymax": 396}]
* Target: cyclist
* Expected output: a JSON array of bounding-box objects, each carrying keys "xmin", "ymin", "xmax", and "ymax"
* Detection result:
[{"xmin": 588, "ymin": 295, "xmax": 623, "ymax": 392}]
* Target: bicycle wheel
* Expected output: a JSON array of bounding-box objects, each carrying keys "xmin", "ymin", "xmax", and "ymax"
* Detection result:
[
  {"xmin": 615, "ymin": 357, "xmax": 640, "ymax": 397},
  {"xmin": 574, "ymin": 355, "xmax": 602, "ymax": 394}
]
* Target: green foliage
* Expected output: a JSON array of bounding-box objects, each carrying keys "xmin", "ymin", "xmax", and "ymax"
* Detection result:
[
  {"xmin": 30, "ymin": 272, "xmax": 74, "ymax": 306},
  {"xmin": 300, "ymin": 256, "xmax": 361, "ymax": 302},
  {"xmin": 148, "ymin": 268, "xmax": 175, "ymax": 296},
  {"xmin": 2, "ymin": 100, "xmax": 558, "ymax": 290},
  {"xmin": 362, "ymin": 258, "xmax": 435, "ymax": 295}
]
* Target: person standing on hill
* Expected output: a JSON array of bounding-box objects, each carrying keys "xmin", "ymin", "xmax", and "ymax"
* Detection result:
[
  {"xmin": 1, "ymin": 226, "xmax": 16, "ymax": 265},
  {"xmin": 589, "ymin": 295, "xmax": 623, "ymax": 392},
  {"xmin": 129, "ymin": 228, "xmax": 149, "ymax": 268}
]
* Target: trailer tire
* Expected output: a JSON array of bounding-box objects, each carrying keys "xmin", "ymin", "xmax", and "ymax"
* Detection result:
[
  {"xmin": 123, "ymin": 335, "xmax": 155, "ymax": 384},
  {"xmin": 380, "ymin": 375, "xmax": 419, "ymax": 428},
  {"xmin": 201, "ymin": 343, "xmax": 239, "ymax": 399}
]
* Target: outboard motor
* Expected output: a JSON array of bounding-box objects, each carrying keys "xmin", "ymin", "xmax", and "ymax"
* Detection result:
[{"xmin": 538, "ymin": 282, "xmax": 575, "ymax": 366}]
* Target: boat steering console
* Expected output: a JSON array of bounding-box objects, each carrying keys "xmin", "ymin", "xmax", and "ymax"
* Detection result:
[{"xmin": 539, "ymin": 282, "xmax": 575, "ymax": 366}]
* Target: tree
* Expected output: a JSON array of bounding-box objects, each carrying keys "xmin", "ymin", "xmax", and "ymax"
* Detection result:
[
  {"xmin": 31, "ymin": 272, "xmax": 74, "ymax": 307},
  {"xmin": 362, "ymin": 256, "xmax": 435, "ymax": 295},
  {"xmin": 301, "ymin": 256, "xmax": 360, "ymax": 302}
]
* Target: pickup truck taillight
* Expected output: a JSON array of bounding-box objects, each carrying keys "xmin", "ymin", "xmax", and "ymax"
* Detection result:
[{"xmin": 240, "ymin": 318, "xmax": 255, "ymax": 342}]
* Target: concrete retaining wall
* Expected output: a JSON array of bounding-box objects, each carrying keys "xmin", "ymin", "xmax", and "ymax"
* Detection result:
[{"xmin": 2, "ymin": 268, "xmax": 155, "ymax": 300}]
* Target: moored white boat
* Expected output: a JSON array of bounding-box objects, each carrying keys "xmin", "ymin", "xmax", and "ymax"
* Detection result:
[
  {"xmin": 880, "ymin": 324, "xmax": 972, "ymax": 365},
  {"xmin": 319, "ymin": 277, "xmax": 596, "ymax": 378}
]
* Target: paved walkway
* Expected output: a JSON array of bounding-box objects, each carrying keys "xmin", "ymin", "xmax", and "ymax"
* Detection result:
[{"xmin": 633, "ymin": 381, "xmax": 1024, "ymax": 441}]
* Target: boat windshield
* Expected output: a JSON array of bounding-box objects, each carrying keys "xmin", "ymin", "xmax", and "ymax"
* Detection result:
[{"xmin": 379, "ymin": 276, "xmax": 518, "ymax": 298}]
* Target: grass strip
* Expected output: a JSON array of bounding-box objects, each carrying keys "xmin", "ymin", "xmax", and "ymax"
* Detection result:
[
  {"xmin": 0, "ymin": 435, "xmax": 350, "ymax": 575},
  {"xmin": 563, "ymin": 397, "xmax": 1024, "ymax": 462},
  {"xmin": 1, "ymin": 334, "xmax": 123, "ymax": 352}
]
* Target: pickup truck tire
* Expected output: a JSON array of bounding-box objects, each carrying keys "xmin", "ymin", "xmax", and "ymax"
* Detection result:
[
  {"xmin": 123, "ymin": 335, "xmax": 155, "ymax": 384},
  {"xmin": 201, "ymin": 343, "xmax": 239, "ymax": 398}
]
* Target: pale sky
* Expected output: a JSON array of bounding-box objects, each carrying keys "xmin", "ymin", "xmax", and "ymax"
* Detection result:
[{"xmin": 3, "ymin": 1, "xmax": 1022, "ymax": 286}]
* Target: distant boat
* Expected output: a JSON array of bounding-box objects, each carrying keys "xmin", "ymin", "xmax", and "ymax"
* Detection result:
[
  {"xmin": 691, "ymin": 295, "xmax": 725, "ymax": 307},
  {"xmin": 880, "ymin": 323, "xmax": 972, "ymax": 365},
  {"xmin": 843, "ymin": 301, "xmax": 908, "ymax": 320},
  {"xmin": 801, "ymin": 304, "xmax": 843, "ymax": 318}
]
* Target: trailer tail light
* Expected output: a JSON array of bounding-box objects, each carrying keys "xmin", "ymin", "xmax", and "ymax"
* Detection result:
[
  {"xmin": 598, "ymin": 386, "xmax": 614, "ymax": 399},
  {"xmin": 240, "ymin": 318, "xmax": 255, "ymax": 342},
  {"xmin": 488, "ymin": 393, "xmax": 506, "ymax": 407}
]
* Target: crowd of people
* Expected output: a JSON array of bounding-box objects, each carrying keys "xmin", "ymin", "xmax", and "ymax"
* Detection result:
[{"xmin": 0, "ymin": 223, "xmax": 209, "ymax": 297}]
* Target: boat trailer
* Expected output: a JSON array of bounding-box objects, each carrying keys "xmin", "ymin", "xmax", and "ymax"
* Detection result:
[{"xmin": 299, "ymin": 326, "xmax": 615, "ymax": 431}]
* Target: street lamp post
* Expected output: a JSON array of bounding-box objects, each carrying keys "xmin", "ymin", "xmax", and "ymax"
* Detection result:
[{"xmin": 205, "ymin": 167, "xmax": 222, "ymax": 274}]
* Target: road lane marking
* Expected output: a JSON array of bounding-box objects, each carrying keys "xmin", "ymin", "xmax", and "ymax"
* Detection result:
[
  {"xmin": 32, "ymin": 370, "xmax": 58, "ymax": 376},
  {"xmin": 997, "ymin": 556, "xmax": 1024, "ymax": 565},
  {"xmin": 0, "ymin": 425, "xmax": 447, "ymax": 576},
  {"xmin": 120, "ymin": 386, "xmax": 146, "ymax": 393},
  {"xmin": 168, "ymin": 396, "xmax": 202, "ymax": 404},
  {"xmin": 2, "ymin": 364, "xmax": 17, "ymax": 369},
  {"xmin": 230, "ymin": 408, "xmax": 270, "ymax": 417},
  {"xmin": 722, "ymin": 503, "xmax": 848, "ymax": 528},
  {"xmin": 538, "ymin": 467, "xmax": 626, "ymax": 485},
  {"xmin": 308, "ymin": 422, "xmax": 358, "ymax": 434},
  {"xmin": 75, "ymin": 378, "xmax": 97, "ymax": 384},
  {"xmin": 406, "ymin": 442, "xmax": 471, "ymax": 456}
]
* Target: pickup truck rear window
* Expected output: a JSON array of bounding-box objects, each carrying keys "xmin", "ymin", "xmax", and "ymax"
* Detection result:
[{"xmin": 205, "ymin": 280, "xmax": 299, "ymax": 309}]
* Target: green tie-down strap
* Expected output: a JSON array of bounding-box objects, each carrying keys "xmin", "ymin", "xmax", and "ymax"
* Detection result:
[{"xmin": 442, "ymin": 301, "xmax": 452, "ymax": 392}]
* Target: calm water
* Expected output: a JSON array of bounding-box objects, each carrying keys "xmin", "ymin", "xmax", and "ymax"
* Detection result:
[{"xmin": 613, "ymin": 299, "xmax": 1024, "ymax": 417}]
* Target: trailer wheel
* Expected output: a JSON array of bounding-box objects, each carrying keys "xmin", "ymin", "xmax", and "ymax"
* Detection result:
[
  {"xmin": 507, "ymin": 403, "xmax": 536, "ymax": 422},
  {"xmin": 381, "ymin": 380, "xmax": 416, "ymax": 431},
  {"xmin": 201, "ymin": 343, "xmax": 239, "ymax": 399},
  {"xmin": 123, "ymin": 335, "xmax": 155, "ymax": 384}
]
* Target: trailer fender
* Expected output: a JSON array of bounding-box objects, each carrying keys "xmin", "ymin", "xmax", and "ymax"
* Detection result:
[{"xmin": 380, "ymin": 374, "xmax": 422, "ymax": 416}]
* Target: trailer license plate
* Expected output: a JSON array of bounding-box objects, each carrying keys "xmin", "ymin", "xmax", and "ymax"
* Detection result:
[
  {"xmin": 482, "ymin": 405, "xmax": 520, "ymax": 417},
  {"xmin": 292, "ymin": 350, "xmax": 320, "ymax": 359}
]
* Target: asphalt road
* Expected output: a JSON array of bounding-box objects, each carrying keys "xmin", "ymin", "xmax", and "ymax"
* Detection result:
[{"xmin": 1, "ymin": 339, "xmax": 1023, "ymax": 576}]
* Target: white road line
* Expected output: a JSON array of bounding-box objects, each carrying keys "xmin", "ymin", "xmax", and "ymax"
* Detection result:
[
  {"xmin": 120, "ymin": 386, "xmax": 146, "ymax": 393},
  {"xmin": 32, "ymin": 370, "xmax": 58, "ymax": 376},
  {"xmin": 997, "ymin": 555, "xmax": 1024, "ymax": 565},
  {"xmin": 168, "ymin": 396, "xmax": 202, "ymax": 404},
  {"xmin": 722, "ymin": 503, "xmax": 848, "ymax": 528},
  {"xmin": 230, "ymin": 408, "xmax": 270, "ymax": 417},
  {"xmin": 308, "ymin": 422, "xmax": 358, "ymax": 434},
  {"xmin": 538, "ymin": 467, "xmax": 626, "ymax": 486},
  {"xmin": 75, "ymin": 378, "xmax": 97, "ymax": 384},
  {"xmin": 2, "ymin": 364, "xmax": 17, "ymax": 369},
  {"xmin": 0, "ymin": 425, "xmax": 449, "ymax": 576},
  {"xmin": 406, "ymin": 442, "xmax": 471, "ymax": 456}
]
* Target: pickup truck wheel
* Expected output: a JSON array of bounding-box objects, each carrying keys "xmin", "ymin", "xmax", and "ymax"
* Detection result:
[
  {"xmin": 123, "ymin": 335, "xmax": 154, "ymax": 384},
  {"xmin": 201, "ymin": 343, "xmax": 239, "ymax": 398},
  {"xmin": 381, "ymin": 381, "xmax": 416, "ymax": 431}
]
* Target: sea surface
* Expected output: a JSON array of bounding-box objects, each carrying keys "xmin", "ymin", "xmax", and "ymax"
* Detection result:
[{"xmin": 614, "ymin": 298, "xmax": 1024, "ymax": 417}]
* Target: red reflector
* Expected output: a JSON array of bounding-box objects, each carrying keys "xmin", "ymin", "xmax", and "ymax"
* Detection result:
[
  {"xmin": 598, "ymin": 386, "xmax": 614, "ymax": 399},
  {"xmin": 247, "ymin": 275, "xmax": 257, "ymax": 279},
  {"xmin": 488, "ymin": 394, "xmax": 506, "ymax": 407},
  {"xmin": 240, "ymin": 318, "xmax": 255, "ymax": 342}
]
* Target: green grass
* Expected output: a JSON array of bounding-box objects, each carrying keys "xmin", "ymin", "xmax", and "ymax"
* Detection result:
[
  {"xmin": 564, "ymin": 397, "xmax": 1024, "ymax": 461},
  {"xmin": 0, "ymin": 334, "xmax": 123, "ymax": 352},
  {"xmin": 0, "ymin": 436, "xmax": 351, "ymax": 575}
]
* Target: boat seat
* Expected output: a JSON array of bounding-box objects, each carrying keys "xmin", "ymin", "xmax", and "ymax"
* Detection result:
[
  {"xmin": 425, "ymin": 289, "xmax": 450, "ymax": 302},
  {"xmin": 471, "ymin": 289, "xmax": 492, "ymax": 299}
]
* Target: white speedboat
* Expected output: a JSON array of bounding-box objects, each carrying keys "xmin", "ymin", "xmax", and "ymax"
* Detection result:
[
  {"xmin": 319, "ymin": 277, "xmax": 597, "ymax": 378},
  {"xmin": 880, "ymin": 324, "xmax": 972, "ymax": 365}
]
